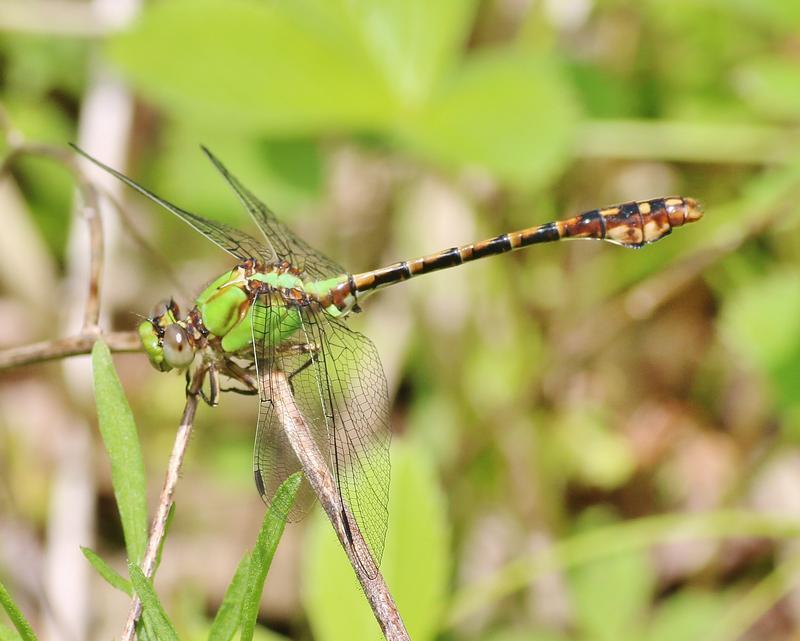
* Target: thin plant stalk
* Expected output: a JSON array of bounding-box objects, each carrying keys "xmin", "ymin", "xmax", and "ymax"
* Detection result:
[
  {"xmin": 270, "ymin": 371, "xmax": 410, "ymax": 641},
  {"xmin": 120, "ymin": 367, "xmax": 205, "ymax": 641}
]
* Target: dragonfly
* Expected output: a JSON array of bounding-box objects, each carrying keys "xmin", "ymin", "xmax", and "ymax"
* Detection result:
[{"xmin": 71, "ymin": 144, "xmax": 702, "ymax": 578}]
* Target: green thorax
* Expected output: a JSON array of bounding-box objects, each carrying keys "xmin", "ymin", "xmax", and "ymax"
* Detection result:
[{"xmin": 194, "ymin": 265, "xmax": 353, "ymax": 354}]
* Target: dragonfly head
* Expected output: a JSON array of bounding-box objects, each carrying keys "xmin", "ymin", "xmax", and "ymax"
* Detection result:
[{"xmin": 138, "ymin": 299, "xmax": 196, "ymax": 372}]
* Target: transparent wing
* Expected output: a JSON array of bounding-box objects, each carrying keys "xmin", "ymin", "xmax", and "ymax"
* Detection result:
[
  {"xmin": 252, "ymin": 296, "xmax": 325, "ymax": 522},
  {"xmin": 304, "ymin": 309, "xmax": 391, "ymax": 575},
  {"xmin": 201, "ymin": 146, "xmax": 347, "ymax": 280},
  {"xmin": 252, "ymin": 298, "xmax": 391, "ymax": 576},
  {"xmin": 70, "ymin": 144, "xmax": 273, "ymax": 263}
]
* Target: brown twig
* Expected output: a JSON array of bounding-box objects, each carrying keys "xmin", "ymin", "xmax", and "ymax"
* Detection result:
[
  {"xmin": 0, "ymin": 132, "xmax": 106, "ymax": 332},
  {"xmin": 76, "ymin": 182, "xmax": 105, "ymax": 332},
  {"xmin": 121, "ymin": 367, "xmax": 205, "ymax": 641},
  {"xmin": 98, "ymin": 187, "xmax": 191, "ymax": 301},
  {"xmin": 0, "ymin": 332, "xmax": 141, "ymax": 370},
  {"xmin": 270, "ymin": 371, "xmax": 410, "ymax": 641}
]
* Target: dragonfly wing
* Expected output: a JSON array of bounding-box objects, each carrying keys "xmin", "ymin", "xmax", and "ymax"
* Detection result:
[
  {"xmin": 298, "ymin": 309, "xmax": 391, "ymax": 576},
  {"xmin": 251, "ymin": 297, "xmax": 391, "ymax": 576},
  {"xmin": 70, "ymin": 144, "xmax": 272, "ymax": 263},
  {"xmin": 252, "ymin": 296, "xmax": 326, "ymax": 521},
  {"xmin": 201, "ymin": 146, "xmax": 347, "ymax": 280}
]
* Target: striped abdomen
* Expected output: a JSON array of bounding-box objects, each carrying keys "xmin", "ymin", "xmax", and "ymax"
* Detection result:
[
  {"xmin": 551, "ymin": 196, "xmax": 703, "ymax": 248},
  {"xmin": 348, "ymin": 196, "xmax": 702, "ymax": 297}
]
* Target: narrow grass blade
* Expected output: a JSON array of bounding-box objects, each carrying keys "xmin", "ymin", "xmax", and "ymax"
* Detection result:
[
  {"xmin": 448, "ymin": 509, "xmax": 800, "ymax": 625},
  {"xmin": 207, "ymin": 553, "xmax": 252, "ymax": 641},
  {"xmin": 240, "ymin": 472, "xmax": 302, "ymax": 641},
  {"xmin": 128, "ymin": 564, "xmax": 180, "ymax": 641},
  {"xmin": 0, "ymin": 580, "xmax": 37, "ymax": 641},
  {"xmin": 154, "ymin": 502, "xmax": 176, "ymax": 574},
  {"xmin": 80, "ymin": 546, "xmax": 132, "ymax": 595},
  {"xmin": 137, "ymin": 616, "xmax": 157, "ymax": 641},
  {"xmin": 91, "ymin": 341, "xmax": 148, "ymax": 563}
]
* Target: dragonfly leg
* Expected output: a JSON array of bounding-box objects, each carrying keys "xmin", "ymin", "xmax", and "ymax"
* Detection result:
[
  {"xmin": 288, "ymin": 356, "xmax": 315, "ymax": 382},
  {"xmin": 217, "ymin": 359, "xmax": 258, "ymax": 395},
  {"xmin": 218, "ymin": 385, "xmax": 258, "ymax": 396},
  {"xmin": 283, "ymin": 342, "xmax": 320, "ymax": 396},
  {"xmin": 199, "ymin": 363, "xmax": 220, "ymax": 406}
]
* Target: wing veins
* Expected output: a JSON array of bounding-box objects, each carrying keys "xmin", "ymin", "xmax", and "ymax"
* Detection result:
[{"xmin": 70, "ymin": 144, "xmax": 270, "ymax": 262}]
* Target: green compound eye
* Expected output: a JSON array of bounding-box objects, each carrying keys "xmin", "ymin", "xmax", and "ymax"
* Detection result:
[{"xmin": 162, "ymin": 323, "xmax": 195, "ymax": 369}]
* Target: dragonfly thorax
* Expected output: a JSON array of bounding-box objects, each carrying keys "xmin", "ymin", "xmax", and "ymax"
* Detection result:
[{"xmin": 138, "ymin": 260, "xmax": 359, "ymax": 372}]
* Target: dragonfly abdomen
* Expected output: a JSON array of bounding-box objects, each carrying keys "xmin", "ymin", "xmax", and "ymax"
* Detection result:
[
  {"xmin": 552, "ymin": 197, "xmax": 702, "ymax": 248},
  {"xmin": 350, "ymin": 196, "xmax": 702, "ymax": 296}
]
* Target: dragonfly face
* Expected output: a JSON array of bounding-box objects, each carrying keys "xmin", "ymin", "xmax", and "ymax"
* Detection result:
[{"xmin": 138, "ymin": 299, "xmax": 196, "ymax": 372}]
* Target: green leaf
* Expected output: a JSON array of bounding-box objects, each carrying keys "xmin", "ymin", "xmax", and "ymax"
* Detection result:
[
  {"xmin": 718, "ymin": 269, "xmax": 800, "ymax": 409},
  {"xmin": 554, "ymin": 407, "xmax": 636, "ymax": 490},
  {"xmin": 154, "ymin": 503, "xmax": 176, "ymax": 574},
  {"xmin": 398, "ymin": 49, "xmax": 578, "ymax": 185},
  {"xmin": 340, "ymin": 0, "xmax": 478, "ymax": 105},
  {"xmin": 128, "ymin": 564, "xmax": 180, "ymax": 641},
  {"xmin": 108, "ymin": 0, "xmax": 395, "ymax": 134},
  {"xmin": 240, "ymin": 472, "xmax": 303, "ymax": 641},
  {"xmin": 0, "ymin": 622, "xmax": 22, "ymax": 641},
  {"xmin": 2, "ymin": 97, "xmax": 75, "ymax": 260},
  {"xmin": 728, "ymin": 0, "xmax": 800, "ymax": 31},
  {"xmin": 303, "ymin": 439, "xmax": 450, "ymax": 641},
  {"xmin": 0, "ymin": 580, "xmax": 37, "ymax": 641},
  {"xmin": 91, "ymin": 341, "xmax": 148, "ymax": 563},
  {"xmin": 646, "ymin": 590, "xmax": 727, "ymax": 641},
  {"xmin": 80, "ymin": 546, "xmax": 132, "ymax": 595},
  {"xmin": 207, "ymin": 553, "xmax": 252, "ymax": 641},
  {"xmin": 737, "ymin": 58, "xmax": 800, "ymax": 120},
  {"xmin": 153, "ymin": 128, "xmax": 323, "ymax": 230},
  {"xmin": 569, "ymin": 548, "xmax": 655, "ymax": 641}
]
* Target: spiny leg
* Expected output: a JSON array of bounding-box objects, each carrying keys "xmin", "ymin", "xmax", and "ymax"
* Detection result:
[
  {"xmin": 218, "ymin": 358, "xmax": 259, "ymax": 395},
  {"xmin": 199, "ymin": 363, "xmax": 220, "ymax": 406}
]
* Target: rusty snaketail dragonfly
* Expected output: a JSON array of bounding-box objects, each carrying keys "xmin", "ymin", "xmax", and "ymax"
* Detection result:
[{"xmin": 72, "ymin": 144, "xmax": 702, "ymax": 578}]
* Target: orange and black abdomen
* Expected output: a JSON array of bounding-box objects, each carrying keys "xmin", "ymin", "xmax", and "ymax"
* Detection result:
[
  {"xmin": 349, "ymin": 196, "xmax": 703, "ymax": 298},
  {"xmin": 552, "ymin": 196, "xmax": 703, "ymax": 248}
]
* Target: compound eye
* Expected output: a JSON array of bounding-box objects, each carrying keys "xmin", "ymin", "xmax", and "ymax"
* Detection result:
[
  {"xmin": 150, "ymin": 299, "xmax": 171, "ymax": 320},
  {"xmin": 162, "ymin": 324, "xmax": 195, "ymax": 369}
]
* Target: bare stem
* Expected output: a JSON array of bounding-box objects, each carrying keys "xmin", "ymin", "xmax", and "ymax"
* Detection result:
[
  {"xmin": 270, "ymin": 371, "xmax": 410, "ymax": 641},
  {"xmin": 99, "ymin": 187, "xmax": 190, "ymax": 300},
  {"xmin": 0, "ymin": 134, "xmax": 106, "ymax": 332},
  {"xmin": 120, "ymin": 368, "xmax": 205, "ymax": 641},
  {"xmin": 76, "ymin": 182, "xmax": 105, "ymax": 332},
  {"xmin": 0, "ymin": 331, "xmax": 141, "ymax": 370}
]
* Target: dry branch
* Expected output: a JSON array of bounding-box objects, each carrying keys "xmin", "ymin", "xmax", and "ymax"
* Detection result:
[
  {"xmin": 270, "ymin": 370, "xmax": 410, "ymax": 641},
  {"xmin": 0, "ymin": 331, "xmax": 141, "ymax": 370}
]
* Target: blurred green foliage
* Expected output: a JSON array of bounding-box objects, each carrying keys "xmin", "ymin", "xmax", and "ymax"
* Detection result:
[
  {"xmin": 303, "ymin": 441, "xmax": 449, "ymax": 641},
  {"xmin": 108, "ymin": 0, "xmax": 577, "ymax": 185},
  {"xmin": 3, "ymin": 0, "xmax": 800, "ymax": 640}
]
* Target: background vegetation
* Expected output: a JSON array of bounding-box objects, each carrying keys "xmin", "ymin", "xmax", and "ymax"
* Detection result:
[{"xmin": 2, "ymin": 0, "xmax": 800, "ymax": 640}]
